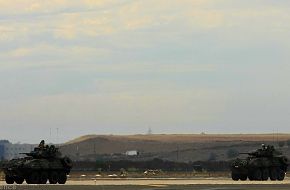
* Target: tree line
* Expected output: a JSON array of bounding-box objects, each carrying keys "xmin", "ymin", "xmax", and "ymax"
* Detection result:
[{"xmin": 72, "ymin": 158, "xmax": 230, "ymax": 172}]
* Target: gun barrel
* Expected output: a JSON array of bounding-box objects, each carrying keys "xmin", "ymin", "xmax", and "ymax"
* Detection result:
[{"xmin": 19, "ymin": 152, "xmax": 34, "ymax": 156}]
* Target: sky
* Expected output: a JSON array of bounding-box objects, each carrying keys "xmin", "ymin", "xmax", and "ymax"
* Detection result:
[{"xmin": 0, "ymin": 0, "xmax": 290, "ymax": 143}]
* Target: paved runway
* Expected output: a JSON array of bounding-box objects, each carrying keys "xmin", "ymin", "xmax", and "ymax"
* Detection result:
[{"xmin": 0, "ymin": 177, "xmax": 289, "ymax": 190}]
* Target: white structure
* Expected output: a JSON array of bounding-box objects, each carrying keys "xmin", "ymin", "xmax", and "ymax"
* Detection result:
[{"xmin": 125, "ymin": 150, "xmax": 139, "ymax": 156}]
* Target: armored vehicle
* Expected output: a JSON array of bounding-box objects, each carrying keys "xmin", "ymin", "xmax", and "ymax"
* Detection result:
[
  {"xmin": 2, "ymin": 140, "xmax": 72, "ymax": 184},
  {"xmin": 230, "ymin": 144, "xmax": 288, "ymax": 181}
]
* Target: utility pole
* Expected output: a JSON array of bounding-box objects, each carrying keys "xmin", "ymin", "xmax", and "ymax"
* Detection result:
[
  {"xmin": 76, "ymin": 145, "xmax": 79, "ymax": 161},
  {"xmin": 93, "ymin": 143, "xmax": 97, "ymax": 161},
  {"xmin": 176, "ymin": 145, "xmax": 179, "ymax": 161},
  {"xmin": 56, "ymin": 128, "xmax": 59, "ymax": 144},
  {"xmin": 49, "ymin": 128, "xmax": 52, "ymax": 143},
  {"xmin": 147, "ymin": 127, "xmax": 152, "ymax": 135}
]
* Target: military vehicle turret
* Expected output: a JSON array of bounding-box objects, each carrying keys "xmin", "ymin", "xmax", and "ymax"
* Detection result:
[
  {"xmin": 230, "ymin": 144, "xmax": 288, "ymax": 181},
  {"xmin": 2, "ymin": 140, "xmax": 72, "ymax": 184}
]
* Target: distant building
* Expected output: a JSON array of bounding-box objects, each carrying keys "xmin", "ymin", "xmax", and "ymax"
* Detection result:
[
  {"xmin": 125, "ymin": 150, "xmax": 139, "ymax": 156},
  {"xmin": 0, "ymin": 140, "xmax": 33, "ymax": 160}
]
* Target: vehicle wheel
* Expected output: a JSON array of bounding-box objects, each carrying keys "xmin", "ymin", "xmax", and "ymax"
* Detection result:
[
  {"xmin": 277, "ymin": 169, "xmax": 285, "ymax": 181},
  {"xmin": 270, "ymin": 168, "xmax": 278, "ymax": 181},
  {"xmin": 5, "ymin": 175, "xmax": 14, "ymax": 184},
  {"xmin": 240, "ymin": 174, "xmax": 247, "ymax": 181},
  {"xmin": 49, "ymin": 171, "xmax": 58, "ymax": 184},
  {"xmin": 231, "ymin": 172, "xmax": 240, "ymax": 181},
  {"xmin": 248, "ymin": 175, "xmax": 255, "ymax": 181},
  {"xmin": 253, "ymin": 169, "xmax": 262, "ymax": 181},
  {"xmin": 262, "ymin": 168, "xmax": 269, "ymax": 181},
  {"xmin": 14, "ymin": 177, "xmax": 24, "ymax": 184},
  {"xmin": 39, "ymin": 172, "xmax": 48, "ymax": 184},
  {"xmin": 57, "ymin": 172, "xmax": 67, "ymax": 184},
  {"xmin": 27, "ymin": 171, "xmax": 40, "ymax": 184}
]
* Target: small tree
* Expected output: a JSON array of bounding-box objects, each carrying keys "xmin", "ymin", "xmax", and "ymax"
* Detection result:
[
  {"xmin": 278, "ymin": 141, "xmax": 285, "ymax": 148},
  {"xmin": 227, "ymin": 148, "xmax": 239, "ymax": 158}
]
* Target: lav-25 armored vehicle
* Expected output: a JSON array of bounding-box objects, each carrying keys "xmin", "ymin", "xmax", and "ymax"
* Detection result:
[
  {"xmin": 231, "ymin": 144, "xmax": 288, "ymax": 181},
  {"xmin": 3, "ymin": 140, "xmax": 72, "ymax": 184}
]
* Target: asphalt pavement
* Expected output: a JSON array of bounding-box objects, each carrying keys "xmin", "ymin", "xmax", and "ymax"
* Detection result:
[{"xmin": 0, "ymin": 177, "xmax": 289, "ymax": 190}]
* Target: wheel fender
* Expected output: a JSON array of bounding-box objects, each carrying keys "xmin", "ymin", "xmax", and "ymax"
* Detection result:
[
  {"xmin": 281, "ymin": 157, "xmax": 288, "ymax": 164},
  {"xmin": 62, "ymin": 156, "xmax": 73, "ymax": 168}
]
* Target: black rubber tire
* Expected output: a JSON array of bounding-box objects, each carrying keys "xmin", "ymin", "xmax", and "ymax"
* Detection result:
[
  {"xmin": 27, "ymin": 171, "xmax": 40, "ymax": 184},
  {"xmin": 270, "ymin": 168, "xmax": 278, "ymax": 181},
  {"xmin": 49, "ymin": 171, "xmax": 58, "ymax": 184},
  {"xmin": 5, "ymin": 175, "xmax": 14, "ymax": 184},
  {"xmin": 277, "ymin": 169, "xmax": 285, "ymax": 181},
  {"xmin": 39, "ymin": 171, "xmax": 48, "ymax": 184},
  {"xmin": 254, "ymin": 169, "xmax": 262, "ymax": 181},
  {"xmin": 14, "ymin": 177, "xmax": 24, "ymax": 184},
  {"xmin": 57, "ymin": 172, "xmax": 67, "ymax": 184},
  {"xmin": 231, "ymin": 172, "xmax": 240, "ymax": 181},
  {"xmin": 262, "ymin": 168, "xmax": 269, "ymax": 181},
  {"xmin": 248, "ymin": 175, "xmax": 255, "ymax": 181},
  {"xmin": 240, "ymin": 175, "xmax": 247, "ymax": 181}
]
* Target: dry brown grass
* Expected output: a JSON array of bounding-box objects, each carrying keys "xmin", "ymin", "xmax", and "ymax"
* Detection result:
[
  {"xmin": 66, "ymin": 133, "xmax": 290, "ymax": 144},
  {"xmin": 61, "ymin": 134, "xmax": 290, "ymax": 162}
]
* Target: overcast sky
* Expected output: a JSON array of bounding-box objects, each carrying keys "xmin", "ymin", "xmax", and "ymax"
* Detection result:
[{"xmin": 1, "ymin": 0, "xmax": 290, "ymax": 143}]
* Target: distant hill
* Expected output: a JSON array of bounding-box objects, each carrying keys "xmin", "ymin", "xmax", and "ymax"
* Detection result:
[{"xmin": 60, "ymin": 134, "xmax": 290, "ymax": 162}]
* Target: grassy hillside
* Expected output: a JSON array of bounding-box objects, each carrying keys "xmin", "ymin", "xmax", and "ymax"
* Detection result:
[{"xmin": 60, "ymin": 134, "xmax": 290, "ymax": 162}]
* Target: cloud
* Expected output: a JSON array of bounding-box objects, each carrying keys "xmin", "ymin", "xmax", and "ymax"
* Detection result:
[
  {"xmin": 1, "ymin": 0, "xmax": 290, "ymax": 142},
  {"xmin": 187, "ymin": 10, "xmax": 224, "ymax": 28},
  {"xmin": 0, "ymin": 0, "xmax": 68, "ymax": 14},
  {"xmin": 6, "ymin": 48, "xmax": 34, "ymax": 57},
  {"xmin": 50, "ymin": 0, "xmax": 227, "ymax": 39},
  {"xmin": 0, "ymin": 86, "xmax": 227, "ymax": 131},
  {"xmin": 0, "ymin": 44, "xmax": 109, "ymax": 60},
  {"xmin": 0, "ymin": 0, "xmax": 289, "ymax": 42}
]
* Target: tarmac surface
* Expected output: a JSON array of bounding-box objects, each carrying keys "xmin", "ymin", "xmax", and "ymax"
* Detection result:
[{"xmin": 0, "ymin": 177, "xmax": 290, "ymax": 190}]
